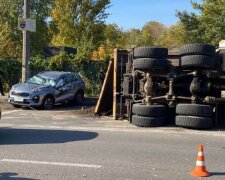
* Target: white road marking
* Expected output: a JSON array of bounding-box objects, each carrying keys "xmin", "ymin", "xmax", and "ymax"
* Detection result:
[{"xmin": 1, "ymin": 159, "xmax": 102, "ymax": 168}]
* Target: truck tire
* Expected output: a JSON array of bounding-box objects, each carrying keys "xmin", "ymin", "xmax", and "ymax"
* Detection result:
[
  {"xmin": 132, "ymin": 115, "xmax": 166, "ymax": 127},
  {"xmin": 181, "ymin": 55, "xmax": 216, "ymax": 69},
  {"xmin": 134, "ymin": 47, "xmax": 168, "ymax": 59},
  {"xmin": 176, "ymin": 104, "xmax": 213, "ymax": 117},
  {"xmin": 133, "ymin": 58, "xmax": 168, "ymax": 71},
  {"xmin": 132, "ymin": 103, "xmax": 166, "ymax": 117},
  {"xmin": 175, "ymin": 115, "xmax": 213, "ymax": 129},
  {"xmin": 180, "ymin": 43, "xmax": 215, "ymax": 57}
]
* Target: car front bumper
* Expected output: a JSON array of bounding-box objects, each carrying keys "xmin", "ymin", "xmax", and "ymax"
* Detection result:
[{"xmin": 8, "ymin": 94, "xmax": 43, "ymax": 107}]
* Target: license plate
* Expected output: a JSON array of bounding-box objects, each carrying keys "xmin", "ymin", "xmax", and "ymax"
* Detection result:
[{"xmin": 14, "ymin": 97, "xmax": 24, "ymax": 102}]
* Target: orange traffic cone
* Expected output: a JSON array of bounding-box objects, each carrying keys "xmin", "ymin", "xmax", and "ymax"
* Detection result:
[{"xmin": 191, "ymin": 144, "xmax": 210, "ymax": 177}]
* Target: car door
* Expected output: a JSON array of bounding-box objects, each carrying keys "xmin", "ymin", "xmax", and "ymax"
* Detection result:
[
  {"xmin": 64, "ymin": 74, "xmax": 74, "ymax": 100},
  {"xmin": 71, "ymin": 74, "xmax": 84, "ymax": 95},
  {"xmin": 55, "ymin": 75, "xmax": 74, "ymax": 103}
]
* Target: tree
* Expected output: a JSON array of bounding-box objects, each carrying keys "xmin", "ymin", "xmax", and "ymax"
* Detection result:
[
  {"xmin": 92, "ymin": 23, "xmax": 125, "ymax": 59},
  {"xmin": 176, "ymin": 11, "xmax": 203, "ymax": 44},
  {"xmin": 92, "ymin": 45, "xmax": 107, "ymax": 60},
  {"xmin": 177, "ymin": 0, "xmax": 225, "ymax": 46},
  {"xmin": 158, "ymin": 22, "xmax": 189, "ymax": 49},
  {"xmin": 29, "ymin": 0, "xmax": 53, "ymax": 55},
  {"xmin": 50, "ymin": 0, "xmax": 110, "ymax": 62},
  {"xmin": 0, "ymin": 1, "xmax": 23, "ymax": 58},
  {"xmin": 123, "ymin": 21, "xmax": 167, "ymax": 48},
  {"xmin": 198, "ymin": 0, "xmax": 225, "ymax": 45},
  {"xmin": 124, "ymin": 28, "xmax": 142, "ymax": 48},
  {"xmin": 140, "ymin": 21, "xmax": 167, "ymax": 46},
  {"xmin": 0, "ymin": 0, "xmax": 52, "ymax": 58},
  {"xmin": 103, "ymin": 24, "xmax": 124, "ymax": 49}
]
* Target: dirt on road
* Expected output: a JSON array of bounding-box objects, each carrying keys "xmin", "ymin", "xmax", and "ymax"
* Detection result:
[
  {"xmin": 0, "ymin": 97, "xmax": 98, "ymax": 116},
  {"xmin": 0, "ymin": 98, "xmax": 14, "ymax": 110}
]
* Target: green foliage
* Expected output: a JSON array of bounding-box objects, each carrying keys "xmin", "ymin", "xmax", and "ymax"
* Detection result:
[
  {"xmin": 123, "ymin": 21, "xmax": 167, "ymax": 48},
  {"xmin": 92, "ymin": 23, "xmax": 125, "ymax": 60},
  {"xmin": 158, "ymin": 22, "xmax": 189, "ymax": 49},
  {"xmin": 0, "ymin": 53, "xmax": 105, "ymax": 96},
  {"xmin": 124, "ymin": 29, "xmax": 142, "ymax": 48},
  {"xmin": 30, "ymin": 0, "xmax": 53, "ymax": 55},
  {"xmin": 51, "ymin": 0, "xmax": 110, "ymax": 61},
  {"xmin": 177, "ymin": 0, "xmax": 225, "ymax": 46},
  {"xmin": 104, "ymin": 24, "xmax": 125, "ymax": 48},
  {"xmin": 2, "ymin": 0, "xmax": 225, "ymax": 95},
  {"xmin": 73, "ymin": 36, "xmax": 96, "ymax": 64},
  {"xmin": 139, "ymin": 21, "xmax": 167, "ymax": 46},
  {"xmin": 176, "ymin": 11, "xmax": 203, "ymax": 43},
  {"xmin": 48, "ymin": 52, "xmax": 76, "ymax": 72},
  {"xmin": 30, "ymin": 52, "xmax": 78, "ymax": 74},
  {"xmin": 0, "ymin": 0, "xmax": 23, "ymax": 58},
  {"xmin": 0, "ymin": 0, "xmax": 52, "ymax": 58},
  {"xmin": 79, "ymin": 61, "xmax": 107, "ymax": 96},
  {"xmin": 0, "ymin": 59, "xmax": 22, "ymax": 91}
]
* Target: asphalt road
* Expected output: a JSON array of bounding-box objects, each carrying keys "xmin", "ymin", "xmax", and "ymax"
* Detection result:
[{"xmin": 0, "ymin": 109, "xmax": 225, "ymax": 180}]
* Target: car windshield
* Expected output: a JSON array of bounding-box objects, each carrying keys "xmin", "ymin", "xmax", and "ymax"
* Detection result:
[{"xmin": 26, "ymin": 75, "xmax": 56, "ymax": 87}]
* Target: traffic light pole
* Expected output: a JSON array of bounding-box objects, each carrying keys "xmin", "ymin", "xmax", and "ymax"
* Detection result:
[{"xmin": 22, "ymin": 0, "xmax": 30, "ymax": 82}]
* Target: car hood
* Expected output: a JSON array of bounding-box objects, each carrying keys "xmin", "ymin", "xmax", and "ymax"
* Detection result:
[{"xmin": 12, "ymin": 83, "xmax": 47, "ymax": 92}]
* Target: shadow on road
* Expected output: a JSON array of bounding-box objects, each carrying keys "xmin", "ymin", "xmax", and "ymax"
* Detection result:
[
  {"xmin": 0, "ymin": 128, "xmax": 98, "ymax": 145},
  {"xmin": 0, "ymin": 172, "xmax": 37, "ymax": 180},
  {"xmin": 211, "ymin": 172, "xmax": 225, "ymax": 176},
  {"xmin": 53, "ymin": 97, "xmax": 98, "ymax": 111}
]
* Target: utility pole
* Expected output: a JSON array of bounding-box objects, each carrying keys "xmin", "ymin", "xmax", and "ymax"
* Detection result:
[{"xmin": 22, "ymin": 0, "xmax": 30, "ymax": 82}]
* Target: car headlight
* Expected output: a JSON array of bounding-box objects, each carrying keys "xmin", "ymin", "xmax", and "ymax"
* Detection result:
[{"xmin": 32, "ymin": 87, "xmax": 44, "ymax": 92}]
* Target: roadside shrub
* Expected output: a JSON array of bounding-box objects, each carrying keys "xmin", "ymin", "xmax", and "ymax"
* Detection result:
[
  {"xmin": 0, "ymin": 59, "xmax": 21, "ymax": 91},
  {"xmin": 47, "ymin": 52, "xmax": 76, "ymax": 72},
  {"xmin": 0, "ymin": 53, "xmax": 108, "ymax": 96}
]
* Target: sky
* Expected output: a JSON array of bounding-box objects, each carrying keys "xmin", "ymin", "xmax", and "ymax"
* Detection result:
[{"xmin": 105, "ymin": 0, "xmax": 201, "ymax": 30}]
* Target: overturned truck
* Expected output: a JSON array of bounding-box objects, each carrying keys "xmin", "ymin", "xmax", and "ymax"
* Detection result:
[{"xmin": 121, "ymin": 42, "xmax": 225, "ymax": 129}]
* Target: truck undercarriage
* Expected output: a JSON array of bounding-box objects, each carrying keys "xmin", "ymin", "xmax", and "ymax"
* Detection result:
[{"xmin": 123, "ymin": 43, "xmax": 225, "ymax": 129}]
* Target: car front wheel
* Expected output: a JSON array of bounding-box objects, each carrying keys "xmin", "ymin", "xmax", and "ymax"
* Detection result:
[{"xmin": 42, "ymin": 96, "xmax": 54, "ymax": 110}]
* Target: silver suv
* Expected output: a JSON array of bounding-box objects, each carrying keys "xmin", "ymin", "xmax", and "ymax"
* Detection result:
[{"xmin": 8, "ymin": 71, "xmax": 85, "ymax": 110}]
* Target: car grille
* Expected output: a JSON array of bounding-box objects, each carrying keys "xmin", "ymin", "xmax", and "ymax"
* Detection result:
[{"xmin": 11, "ymin": 91, "xmax": 30, "ymax": 97}]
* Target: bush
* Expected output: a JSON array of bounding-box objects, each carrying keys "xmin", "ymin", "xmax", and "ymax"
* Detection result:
[
  {"xmin": 0, "ymin": 53, "xmax": 108, "ymax": 96},
  {"xmin": 0, "ymin": 59, "xmax": 21, "ymax": 91}
]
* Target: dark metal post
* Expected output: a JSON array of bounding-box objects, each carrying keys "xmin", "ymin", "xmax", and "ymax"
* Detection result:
[{"xmin": 22, "ymin": 0, "xmax": 30, "ymax": 82}]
